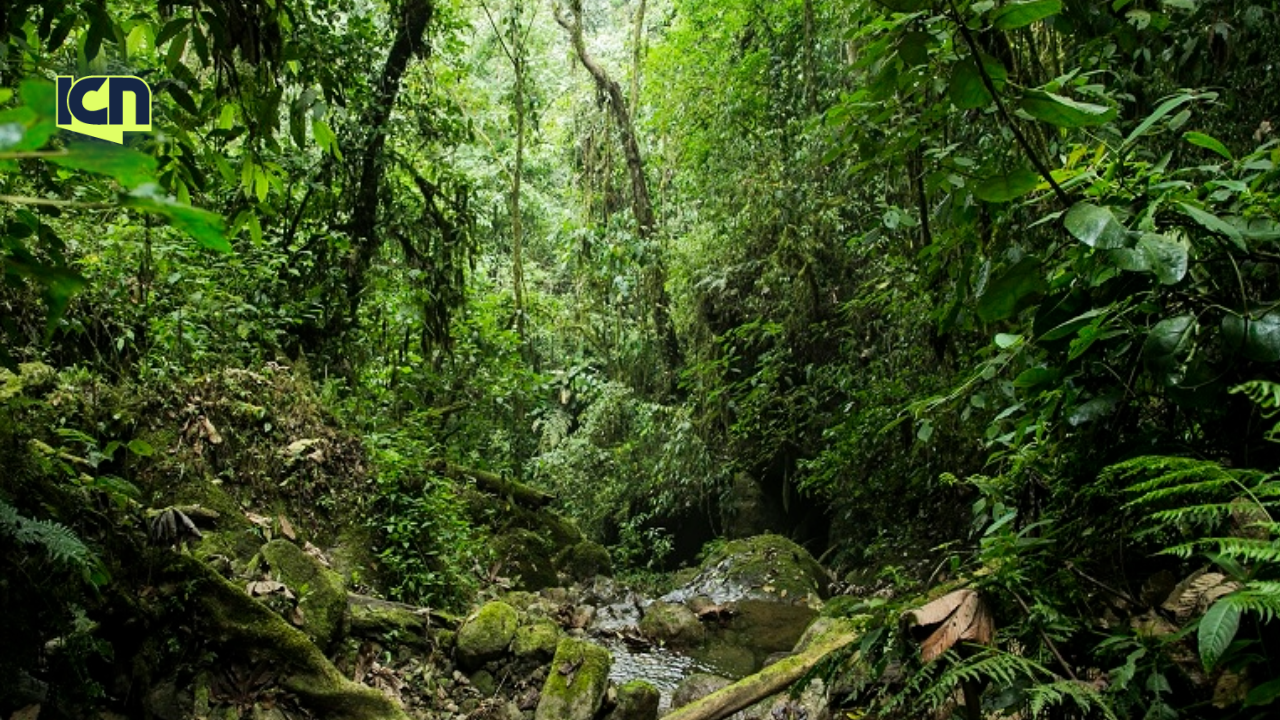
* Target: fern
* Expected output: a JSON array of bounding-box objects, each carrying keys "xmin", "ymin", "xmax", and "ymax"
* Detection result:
[
  {"xmin": 1027, "ymin": 679, "xmax": 1118, "ymax": 720},
  {"xmin": 0, "ymin": 496, "xmax": 94, "ymax": 570}
]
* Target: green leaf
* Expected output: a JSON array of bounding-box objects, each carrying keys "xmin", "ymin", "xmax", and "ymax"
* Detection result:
[
  {"xmin": 949, "ymin": 56, "xmax": 1007, "ymax": 109},
  {"xmin": 1177, "ymin": 202, "xmax": 1245, "ymax": 250},
  {"xmin": 19, "ymin": 80, "xmax": 57, "ymax": 118},
  {"xmin": 1064, "ymin": 202, "xmax": 1127, "ymax": 249},
  {"xmin": 1124, "ymin": 92, "xmax": 1195, "ymax": 147},
  {"xmin": 1014, "ymin": 366, "xmax": 1056, "ymax": 388},
  {"xmin": 897, "ymin": 31, "xmax": 931, "ymax": 67},
  {"xmin": 126, "ymin": 439, "xmax": 154, "ymax": 457},
  {"xmin": 994, "ymin": 333, "xmax": 1022, "ymax": 348},
  {"xmin": 1245, "ymin": 677, "xmax": 1280, "ymax": 707},
  {"xmin": 1198, "ymin": 599, "xmax": 1239, "ymax": 672},
  {"xmin": 47, "ymin": 143, "xmax": 158, "ymax": 189},
  {"xmin": 1137, "ymin": 233, "xmax": 1188, "ymax": 284},
  {"xmin": 1183, "ymin": 131, "xmax": 1232, "ymax": 160},
  {"xmin": 155, "ymin": 17, "xmax": 192, "ymax": 47},
  {"xmin": 875, "ymin": 0, "xmax": 932, "ymax": 11},
  {"xmin": 125, "ymin": 184, "xmax": 231, "ymax": 253},
  {"xmin": 977, "ymin": 256, "xmax": 1047, "ymax": 322},
  {"xmin": 1021, "ymin": 90, "xmax": 1117, "ymax": 128},
  {"xmin": 1143, "ymin": 315, "xmax": 1195, "ymax": 373},
  {"xmin": 1222, "ymin": 312, "xmax": 1280, "ymax": 362},
  {"xmin": 992, "ymin": 0, "xmax": 1062, "ymax": 29},
  {"xmin": 974, "ymin": 168, "xmax": 1039, "ymax": 202},
  {"xmin": 168, "ymin": 84, "xmax": 200, "ymax": 116}
]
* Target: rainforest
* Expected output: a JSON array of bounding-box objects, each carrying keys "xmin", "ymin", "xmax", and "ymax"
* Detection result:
[{"xmin": 3, "ymin": 1, "xmax": 1280, "ymax": 719}]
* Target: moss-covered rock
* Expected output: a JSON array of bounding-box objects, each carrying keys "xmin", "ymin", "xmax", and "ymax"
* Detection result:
[
  {"xmin": 639, "ymin": 601, "xmax": 704, "ymax": 647},
  {"xmin": 171, "ymin": 555, "xmax": 408, "ymax": 720},
  {"xmin": 604, "ymin": 680, "xmax": 660, "ymax": 720},
  {"xmin": 347, "ymin": 594, "xmax": 432, "ymax": 647},
  {"xmin": 491, "ymin": 529, "xmax": 560, "ymax": 591},
  {"xmin": 456, "ymin": 601, "xmax": 518, "ymax": 669},
  {"xmin": 556, "ymin": 541, "xmax": 613, "ymax": 582},
  {"xmin": 697, "ymin": 534, "xmax": 828, "ymax": 602},
  {"xmin": 511, "ymin": 620, "xmax": 561, "ymax": 659},
  {"xmin": 328, "ymin": 525, "xmax": 381, "ymax": 589},
  {"xmin": 260, "ymin": 539, "xmax": 348, "ymax": 649},
  {"xmin": 534, "ymin": 638, "xmax": 612, "ymax": 720}
]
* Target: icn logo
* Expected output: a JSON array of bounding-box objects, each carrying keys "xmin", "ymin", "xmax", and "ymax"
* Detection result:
[{"xmin": 56, "ymin": 75, "xmax": 152, "ymax": 145}]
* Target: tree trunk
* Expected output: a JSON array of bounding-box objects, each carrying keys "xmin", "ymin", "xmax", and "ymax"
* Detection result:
[
  {"xmin": 346, "ymin": 0, "xmax": 434, "ymax": 323},
  {"xmin": 556, "ymin": 1, "xmax": 682, "ymax": 385},
  {"xmin": 659, "ymin": 630, "xmax": 859, "ymax": 720}
]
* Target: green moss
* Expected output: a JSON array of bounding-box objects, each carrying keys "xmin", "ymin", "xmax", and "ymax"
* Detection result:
[
  {"xmin": 491, "ymin": 529, "xmax": 560, "ymax": 590},
  {"xmin": 169, "ymin": 555, "xmax": 407, "ymax": 720},
  {"xmin": 534, "ymin": 637, "xmax": 612, "ymax": 720},
  {"xmin": 193, "ymin": 528, "xmax": 265, "ymax": 575},
  {"xmin": 348, "ymin": 596, "xmax": 430, "ymax": 648},
  {"xmin": 456, "ymin": 601, "xmax": 518, "ymax": 668},
  {"xmin": 702, "ymin": 534, "xmax": 827, "ymax": 600},
  {"xmin": 511, "ymin": 620, "xmax": 561, "ymax": 659},
  {"xmin": 260, "ymin": 539, "xmax": 348, "ymax": 649},
  {"xmin": 605, "ymin": 680, "xmax": 660, "ymax": 720},
  {"xmin": 556, "ymin": 541, "xmax": 613, "ymax": 581},
  {"xmin": 328, "ymin": 525, "xmax": 381, "ymax": 589}
]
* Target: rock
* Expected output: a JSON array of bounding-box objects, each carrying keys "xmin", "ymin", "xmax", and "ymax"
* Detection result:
[
  {"xmin": 639, "ymin": 601, "xmax": 704, "ymax": 647},
  {"xmin": 721, "ymin": 473, "xmax": 784, "ymax": 539},
  {"xmin": 736, "ymin": 678, "xmax": 830, "ymax": 720},
  {"xmin": 470, "ymin": 669, "xmax": 497, "ymax": 697},
  {"xmin": 456, "ymin": 601, "xmax": 518, "ymax": 669},
  {"xmin": 491, "ymin": 529, "xmax": 561, "ymax": 591},
  {"xmin": 259, "ymin": 539, "xmax": 349, "ymax": 649},
  {"xmin": 604, "ymin": 680, "xmax": 660, "ymax": 720},
  {"xmin": 556, "ymin": 541, "xmax": 613, "ymax": 582},
  {"xmin": 662, "ymin": 534, "xmax": 829, "ymax": 655},
  {"xmin": 534, "ymin": 638, "xmax": 612, "ymax": 720},
  {"xmin": 144, "ymin": 679, "xmax": 192, "ymax": 720},
  {"xmin": 347, "ymin": 594, "xmax": 433, "ymax": 647},
  {"xmin": 500, "ymin": 590, "xmax": 539, "ymax": 612},
  {"xmin": 512, "ymin": 620, "xmax": 561, "ymax": 660},
  {"xmin": 670, "ymin": 673, "xmax": 731, "ymax": 709}
]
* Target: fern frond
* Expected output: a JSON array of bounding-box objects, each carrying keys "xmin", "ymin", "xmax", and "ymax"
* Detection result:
[
  {"xmin": 918, "ymin": 649, "xmax": 1048, "ymax": 710},
  {"xmin": 1231, "ymin": 381, "xmax": 1280, "ymax": 417},
  {"xmin": 0, "ymin": 497, "xmax": 94, "ymax": 569},
  {"xmin": 1027, "ymin": 679, "xmax": 1119, "ymax": 720},
  {"xmin": 1221, "ymin": 584, "xmax": 1280, "ymax": 623}
]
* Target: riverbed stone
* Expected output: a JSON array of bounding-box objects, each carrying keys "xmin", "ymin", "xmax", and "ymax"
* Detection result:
[
  {"xmin": 604, "ymin": 679, "xmax": 660, "ymax": 720},
  {"xmin": 259, "ymin": 539, "xmax": 348, "ymax": 649},
  {"xmin": 671, "ymin": 673, "xmax": 731, "ymax": 709},
  {"xmin": 639, "ymin": 601, "xmax": 704, "ymax": 647},
  {"xmin": 457, "ymin": 601, "xmax": 519, "ymax": 669},
  {"xmin": 534, "ymin": 637, "xmax": 612, "ymax": 720},
  {"xmin": 512, "ymin": 619, "xmax": 561, "ymax": 659}
]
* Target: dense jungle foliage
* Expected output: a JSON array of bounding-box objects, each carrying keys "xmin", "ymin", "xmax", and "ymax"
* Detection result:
[{"xmin": 3, "ymin": 0, "xmax": 1280, "ymax": 718}]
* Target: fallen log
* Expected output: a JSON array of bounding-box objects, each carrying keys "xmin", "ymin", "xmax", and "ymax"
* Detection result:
[
  {"xmin": 659, "ymin": 630, "xmax": 859, "ymax": 720},
  {"xmin": 428, "ymin": 460, "xmax": 553, "ymax": 508}
]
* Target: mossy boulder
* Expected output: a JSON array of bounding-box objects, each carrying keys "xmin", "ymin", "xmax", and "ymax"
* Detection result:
[
  {"xmin": 491, "ymin": 529, "xmax": 560, "ymax": 591},
  {"xmin": 604, "ymin": 680, "xmax": 660, "ymax": 720},
  {"xmin": 456, "ymin": 601, "xmax": 518, "ymax": 669},
  {"xmin": 260, "ymin": 539, "xmax": 348, "ymax": 649},
  {"xmin": 639, "ymin": 601, "xmax": 704, "ymax": 647},
  {"xmin": 556, "ymin": 541, "xmax": 613, "ymax": 582},
  {"xmin": 696, "ymin": 534, "xmax": 828, "ymax": 602},
  {"xmin": 347, "ymin": 594, "xmax": 432, "ymax": 648},
  {"xmin": 534, "ymin": 638, "xmax": 612, "ymax": 720},
  {"xmin": 511, "ymin": 620, "xmax": 561, "ymax": 660}
]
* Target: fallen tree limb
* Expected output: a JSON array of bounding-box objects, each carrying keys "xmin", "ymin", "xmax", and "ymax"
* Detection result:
[
  {"xmin": 660, "ymin": 630, "xmax": 859, "ymax": 720},
  {"xmin": 427, "ymin": 460, "xmax": 553, "ymax": 508}
]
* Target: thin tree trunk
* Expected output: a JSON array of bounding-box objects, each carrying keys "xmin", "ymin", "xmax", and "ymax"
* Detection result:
[
  {"xmin": 556, "ymin": 1, "xmax": 681, "ymax": 384},
  {"xmin": 629, "ymin": 0, "xmax": 647, "ymax": 122},
  {"xmin": 347, "ymin": 0, "xmax": 434, "ymax": 323}
]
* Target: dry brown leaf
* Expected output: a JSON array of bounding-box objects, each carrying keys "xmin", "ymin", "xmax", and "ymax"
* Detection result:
[
  {"xmin": 906, "ymin": 589, "xmax": 995, "ymax": 663},
  {"xmin": 244, "ymin": 511, "xmax": 272, "ymax": 528},
  {"xmin": 1163, "ymin": 572, "xmax": 1242, "ymax": 620},
  {"xmin": 278, "ymin": 516, "xmax": 297, "ymax": 541},
  {"xmin": 290, "ymin": 606, "xmax": 306, "ymax": 626},
  {"xmin": 10, "ymin": 704, "xmax": 40, "ymax": 720},
  {"xmin": 199, "ymin": 416, "xmax": 223, "ymax": 445},
  {"xmin": 907, "ymin": 588, "xmax": 976, "ymax": 628},
  {"xmin": 246, "ymin": 580, "xmax": 293, "ymax": 599},
  {"xmin": 304, "ymin": 541, "xmax": 331, "ymax": 567}
]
